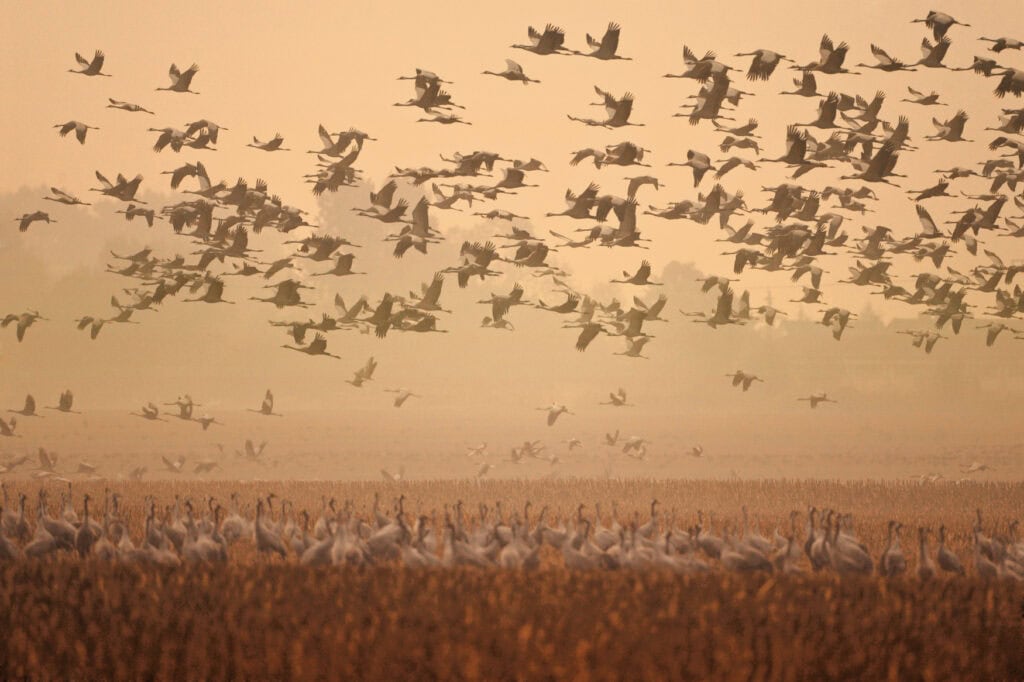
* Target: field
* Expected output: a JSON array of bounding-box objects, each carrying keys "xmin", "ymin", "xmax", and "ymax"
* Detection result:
[{"xmin": 0, "ymin": 479, "xmax": 1022, "ymax": 680}]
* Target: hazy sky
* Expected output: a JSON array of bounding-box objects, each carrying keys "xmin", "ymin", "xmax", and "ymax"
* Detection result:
[{"xmin": 1, "ymin": 1, "xmax": 1023, "ymax": 478}]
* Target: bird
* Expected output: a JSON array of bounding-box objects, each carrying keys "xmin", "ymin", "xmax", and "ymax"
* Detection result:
[
  {"xmin": 381, "ymin": 467, "xmax": 406, "ymax": 483},
  {"xmin": 417, "ymin": 113, "xmax": 470, "ymax": 125},
  {"xmin": 936, "ymin": 526, "xmax": 965, "ymax": 575},
  {"xmin": 482, "ymin": 59, "xmax": 540, "ymax": 84},
  {"xmin": 2, "ymin": 311, "xmax": 46, "ymax": 341},
  {"xmin": 910, "ymin": 11, "xmax": 970, "ymax": 41},
  {"xmin": 880, "ymin": 521, "xmax": 907, "ymax": 577},
  {"xmin": 76, "ymin": 461, "xmax": 98, "ymax": 477},
  {"xmin": 611, "ymin": 260, "xmax": 661, "ymax": 286},
  {"xmin": 68, "ymin": 50, "xmax": 110, "ymax": 76},
  {"xmin": 613, "ymin": 335, "xmax": 652, "ymax": 358},
  {"xmin": 994, "ymin": 68, "xmax": 1024, "ymax": 98},
  {"xmin": 107, "ymin": 98, "xmax": 154, "ymax": 114},
  {"xmin": 46, "ymin": 390, "xmax": 79, "ymax": 414},
  {"xmin": 193, "ymin": 459, "xmax": 221, "ymax": 474},
  {"xmin": 566, "ymin": 322, "xmax": 604, "ymax": 352},
  {"xmin": 536, "ymin": 403, "xmax": 572, "ymax": 426},
  {"xmin": 926, "ymin": 110, "xmax": 971, "ymax": 141},
  {"xmin": 859, "ymin": 44, "xmax": 916, "ymax": 72},
  {"xmin": 576, "ymin": 23, "xmax": 630, "ymax": 60},
  {"xmin": 90, "ymin": 171, "xmax": 144, "ymax": 202},
  {"xmin": 512, "ymin": 24, "xmax": 570, "ymax": 56},
  {"xmin": 157, "ymin": 63, "xmax": 200, "ymax": 93},
  {"xmin": 14, "ymin": 211, "xmax": 56, "ymax": 232},
  {"xmin": 568, "ymin": 87, "xmax": 641, "ymax": 128},
  {"xmin": 668, "ymin": 150, "xmax": 716, "ymax": 186},
  {"xmin": 283, "ymin": 333, "xmax": 340, "ymax": 359},
  {"xmin": 780, "ymin": 71, "xmax": 820, "ymax": 97},
  {"xmin": 185, "ymin": 277, "xmax": 233, "ymax": 305},
  {"xmin": 961, "ymin": 461, "xmax": 992, "ymax": 474},
  {"xmin": 466, "ymin": 443, "xmax": 488, "ymax": 458},
  {"xmin": 386, "ymin": 389, "xmax": 420, "ymax": 408},
  {"xmin": 797, "ymin": 393, "xmax": 837, "ymax": 408},
  {"xmin": 794, "ymin": 34, "xmax": 856, "ymax": 75},
  {"xmin": 622, "ymin": 437, "xmax": 649, "ymax": 458},
  {"xmin": 192, "ymin": 415, "xmax": 222, "ymax": 431},
  {"xmin": 184, "ymin": 119, "xmax": 228, "ymax": 143},
  {"xmin": 346, "ymin": 357, "xmax": 378, "ymax": 387},
  {"xmin": 9, "ymin": 395, "xmax": 39, "ymax": 418},
  {"xmin": 248, "ymin": 134, "xmax": 289, "ymax": 152},
  {"xmin": 601, "ymin": 388, "xmax": 632, "ymax": 407},
  {"xmin": 250, "ymin": 390, "xmax": 281, "ymax": 416},
  {"xmin": 237, "ymin": 440, "xmax": 268, "ymax": 462},
  {"xmin": 43, "ymin": 187, "xmax": 90, "ymax": 206},
  {"xmin": 821, "ymin": 307, "xmax": 856, "ymax": 340},
  {"xmin": 726, "ymin": 371, "xmax": 764, "ymax": 392},
  {"xmin": 161, "ymin": 455, "xmax": 186, "ymax": 473},
  {"xmin": 977, "ymin": 322, "xmax": 1019, "ymax": 347},
  {"xmin": 54, "ymin": 121, "xmax": 99, "ymax": 144},
  {"xmin": 683, "ymin": 287, "xmax": 740, "ymax": 328},
  {"xmin": 254, "ymin": 500, "xmax": 287, "ymax": 558},
  {"xmin": 735, "ymin": 48, "xmax": 791, "ymax": 80},
  {"xmin": 979, "ymin": 36, "xmax": 1024, "ymax": 53},
  {"xmin": 130, "ymin": 402, "xmax": 163, "ymax": 421},
  {"xmin": 902, "ymin": 87, "xmax": 944, "ymax": 106}
]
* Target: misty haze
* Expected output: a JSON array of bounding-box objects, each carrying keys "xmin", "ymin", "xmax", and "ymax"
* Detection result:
[{"xmin": 1, "ymin": 1, "xmax": 1022, "ymax": 679}]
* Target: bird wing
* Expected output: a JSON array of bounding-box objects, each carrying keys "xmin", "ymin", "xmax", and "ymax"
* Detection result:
[
  {"xmin": 421, "ymin": 272, "xmax": 444, "ymax": 305},
  {"xmin": 984, "ymin": 249, "xmax": 1005, "ymax": 269},
  {"xmin": 576, "ymin": 324, "xmax": 601, "ymax": 351},
  {"xmin": 317, "ymin": 124, "xmax": 334, "ymax": 149},
  {"xmin": 915, "ymin": 204, "xmax": 940, "ymax": 237},
  {"xmin": 570, "ymin": 148, "xmax": 600, "ymax": 168},
  {"xmin": 818, "ymin": 34, "xmax": 835, "ymax": 63},
  {"xmin": 870, "ymin": 43, "xmax": 895, "ymax": 65},
  {"xmin": 715, "ymin": 290, "xmax": 734, "ymax": 319}
]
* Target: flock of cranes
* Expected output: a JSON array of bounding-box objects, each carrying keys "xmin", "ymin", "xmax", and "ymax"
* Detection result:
[
  {"xmin": 0, "ymin": 486, "xmax": 1021, "ymax": 581},
  {"xmin": 0, "ymin": 382, "xmax": 717, "ymax": 480},
  {"xmin": 3, "ymin": 8, "xmax": 1024, "ymax": 480}
]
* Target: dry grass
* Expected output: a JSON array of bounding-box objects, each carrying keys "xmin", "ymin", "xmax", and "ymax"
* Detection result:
[{"xmin": 1, "ymin": 478, "xmax": 1022, "ymax": 680}]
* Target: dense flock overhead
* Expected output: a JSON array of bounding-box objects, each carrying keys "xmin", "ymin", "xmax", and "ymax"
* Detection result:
[{"xmin": 4, "ymin": 9, "xmax": 1024, "ymax": 480}]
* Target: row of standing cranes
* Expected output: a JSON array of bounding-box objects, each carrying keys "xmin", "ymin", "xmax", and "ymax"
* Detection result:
[{"xmin": 1, "ymin": 487, "xmax": 1020, "ymax": 581}]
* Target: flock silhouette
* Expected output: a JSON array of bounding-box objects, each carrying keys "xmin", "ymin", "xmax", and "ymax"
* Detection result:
[
  {"xmin": 2, "ymin": 9, "xmax": 1024, "ymax": 481},
  {"xmin": 0, "ymin": 485, "xmax": 1021, "ymax": 582}
]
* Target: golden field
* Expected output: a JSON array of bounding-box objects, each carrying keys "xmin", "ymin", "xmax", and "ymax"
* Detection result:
[{"xmin": 0, "ymin": 478, "xmax": 1022, "ymax": 680}]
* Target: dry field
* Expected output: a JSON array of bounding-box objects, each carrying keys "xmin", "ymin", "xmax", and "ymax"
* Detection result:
[{"xmin": 0, "ymin": 478, "xmax": 1022, "ymax": 680}]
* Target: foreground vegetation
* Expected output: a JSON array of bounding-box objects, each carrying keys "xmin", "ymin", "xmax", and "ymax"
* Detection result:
[
  {"xmin": 0, "ymin": 479, "xmax": 1021, "ymax": 680},
  {"xmin": 1, "ymin": 564, "xmax": 1021, "ymax": 680}
]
